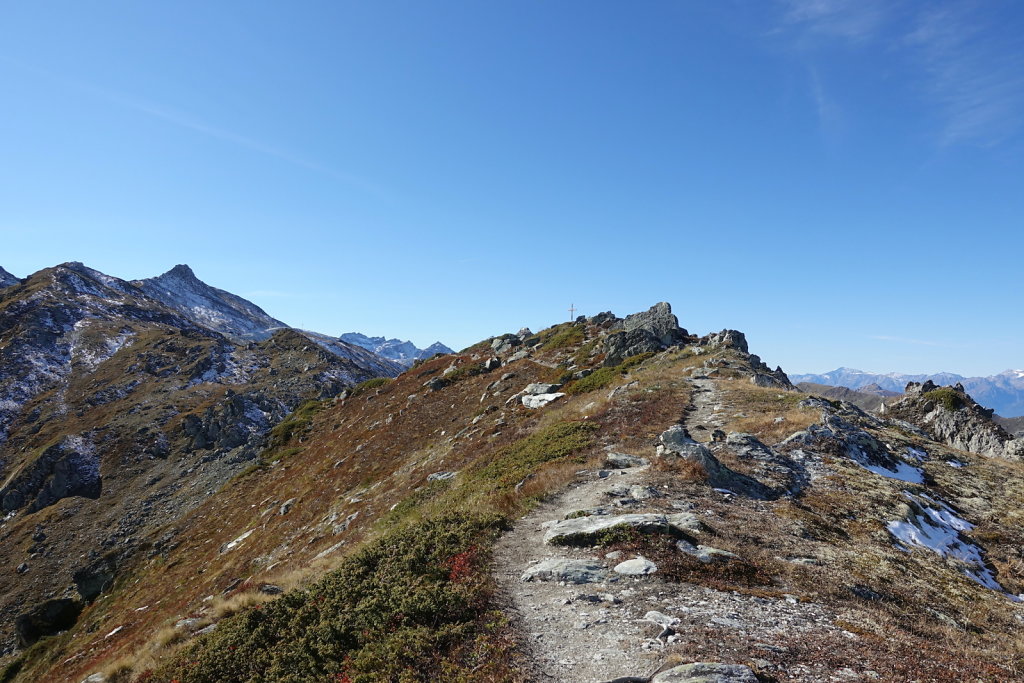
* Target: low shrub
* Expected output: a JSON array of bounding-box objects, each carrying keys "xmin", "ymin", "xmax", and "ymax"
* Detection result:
[{"xmin": 154, "ymin": 512, "xmax": 510, "ymax": 682}]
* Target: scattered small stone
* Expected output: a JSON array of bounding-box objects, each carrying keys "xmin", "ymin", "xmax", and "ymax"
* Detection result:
[
  {"xmin": 16, "ymin": 562, "xmax": 28, "ymax": 574},
  {"xmin": 278, "ymin": 498, "xmax": 296, "ymax": 515},
  {"xmin": 427, "ymin": 471, "xmax": 457, "ymax": 482}
]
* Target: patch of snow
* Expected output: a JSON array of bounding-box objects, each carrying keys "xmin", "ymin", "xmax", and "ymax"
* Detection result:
[
  {"xmin": 905, "ymin": 446, "xmax": 929, "ymax": 461},
  {"xmin": 888, "ymin": 493, "xmax": 1002, "ymax": 592},
  {"xmin": 947, "ymin": 459, "xmax": 966, "ymax": 468},
  {"xmin": 849, "ymin": 445, "xmax": 924, "ymax": 483}
]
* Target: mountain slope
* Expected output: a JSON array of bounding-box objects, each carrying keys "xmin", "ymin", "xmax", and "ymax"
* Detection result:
[
  {"xmin": 339, "ymin": 332, "xmax": 453, "ymax": 366},
  {"xmin": 0, "ymin": 268, "xmax": 18, "ymax": 289},
  {"xmin": 791, "ymin": 367, "xmax": 1024, "ymax": 417},
  {"xmin": 133, "ymin": 265, "xmax": 287, "ymax": 342},
  {"xmin": 8, "ymin": 302, "xmax": 1024, "ymax": 682},
  {"xmin": 0, "ymin": 262, "xmax": 399, "ymax": 659},
  {"xmin": 135, "ymin": 266, "xmax": 404, "ymax": 377}
]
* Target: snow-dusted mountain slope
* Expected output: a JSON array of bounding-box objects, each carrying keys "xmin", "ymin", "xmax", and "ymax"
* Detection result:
[
  {"xmin": 0, "ymin": 266, "xmax": 20, "ymax": 288},
  {"xmin": 339, "ymin": 332, "xmax": 453, "ymax": 366},
  {"xmin": 299, "ymin": 330, "xmax": 405, "ymax": 378},
  {"xmin": 791, "ymin": 367, "xmax": 1024, "ymax": 417},
  {"xmin": 134, "ymin": 265, "xmax": 287, "ymax": 341}
]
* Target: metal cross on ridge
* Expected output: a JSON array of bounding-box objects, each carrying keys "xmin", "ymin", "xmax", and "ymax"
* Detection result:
[{"xmin": 568, "ymin": 303, "xmax": 577, "ymax": 320}]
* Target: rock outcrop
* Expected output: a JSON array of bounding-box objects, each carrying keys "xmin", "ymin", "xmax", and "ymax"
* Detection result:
[
  {"xmin": 886, "ymin": 381, "xmax": 1023, "ymax": 459},
  {"xmin": 603, "ymin": 302, "xmax": 689, "ymax": 366}
]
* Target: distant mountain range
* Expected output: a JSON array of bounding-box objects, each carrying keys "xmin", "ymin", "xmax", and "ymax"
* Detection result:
[
  {"xmin": 339, "ymin": 332, "xmax": 453, "ymax": 367},
  {"xmin": 791, "ymin": 367, "xmax": 1024, "ymax": 417}
]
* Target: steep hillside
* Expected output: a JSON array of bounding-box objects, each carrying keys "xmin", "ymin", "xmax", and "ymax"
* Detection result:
[
  {"xmin": 0, "ymin": 263, "xmax": 398, "ymax": 663},
  {"xmin": 0, "ymin": 269, "xmax": 18, "ymax": 289},
  {"xmin": 133, "ymin": 265, "xmax": 286, "ymax": 342},
  {"xmin": 339, "ymin": 333, "xmax": 453, "ymax": 366},
  {"xmin": 5, "ymin": 302, "xmax": 1024, "ymax": 682},
  {"xmin": 792, "ymin": 367, "xmax": 1024, "ymax": 417},
  {"xmin": 134, "ymin": 266, "xmax": 404, "ymax": 377}
]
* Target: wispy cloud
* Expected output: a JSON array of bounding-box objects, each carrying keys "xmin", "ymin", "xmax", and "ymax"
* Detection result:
[
  {"xmin": 905, "ymin": 6, "xmax": 1024, "ymax": 146},
  {"xmin": 0, "ymin": 55, "xmax": 387, "ymax": 196},
  {"xmin": 779, "ymin": 0, "xmax": 889, "ymax": 43},
  {"xmin": 774, "ymin": 1, "xmax": 1024, "ymax": 147}
]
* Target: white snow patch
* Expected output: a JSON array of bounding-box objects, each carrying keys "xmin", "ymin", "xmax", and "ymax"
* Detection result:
[
  {"xmin": 888, "ymin": 492, "xmax": 1002, "ymax": 591},
  {"xmin": 850, "ymin": 445, "xmax": 924, "ymax": 483},
  {"xmin": 905, "ymin": 447, "xmax": 929, "ymax": 461},
  {"xmin": 947, "ymin": 459, "xmax": 966, "ymax": 468}
]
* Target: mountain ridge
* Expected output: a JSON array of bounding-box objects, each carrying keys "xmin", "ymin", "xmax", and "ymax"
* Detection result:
[
  {"xmin": 791, "ymin": 366, "xmax": 1024, "ymax": 417},
  {"xmin": 339, "ymin": 332, "xmax": 453, "ymax": 366}
]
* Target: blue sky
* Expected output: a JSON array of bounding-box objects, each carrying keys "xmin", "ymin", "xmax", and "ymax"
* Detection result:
[{"xmin": 1, "ymin": 1, "xmax": 1022, "ymax": 376}]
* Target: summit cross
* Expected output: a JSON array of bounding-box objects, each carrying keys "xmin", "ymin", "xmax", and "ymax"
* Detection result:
[{"xmin": 568, "ymin": 304, "xmax": 577, "ymax": 320}]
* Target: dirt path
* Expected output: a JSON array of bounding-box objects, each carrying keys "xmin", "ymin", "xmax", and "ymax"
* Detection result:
[{"xmin": 491, "ymin": 375, "xmax": 853, "ymax": 683}]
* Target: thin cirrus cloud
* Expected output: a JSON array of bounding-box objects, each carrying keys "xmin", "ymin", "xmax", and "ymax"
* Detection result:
[
  {"xmin": 776, "ymin": 0, "xmax": 1024, "ymax": 147},
  {"xmin": 0, "ymin": 55, "xmax": 388, "ymax": 197}
]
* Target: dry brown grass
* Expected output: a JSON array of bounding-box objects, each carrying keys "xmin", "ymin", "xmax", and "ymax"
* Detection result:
[
  {"xmin": 717, "ymin": 380, "xmax": 818, "ymax": 443},
  {"xmin": 651, "ymin": 455, "xmax": 708, "ymax": 482}
]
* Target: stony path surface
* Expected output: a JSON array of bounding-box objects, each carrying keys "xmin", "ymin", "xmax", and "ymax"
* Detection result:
[{"xmin": 492, "ymin": 375, "xmax": 856, "ymax": 683}]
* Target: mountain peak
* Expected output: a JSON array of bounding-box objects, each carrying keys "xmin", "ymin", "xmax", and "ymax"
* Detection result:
[
  {"xmin": 135, "ymin": 266, "xmax": 286, "ymax": 341},
  {"xmin": 165, "ymin": 264, "xmax": 198, "ymax": 280}
]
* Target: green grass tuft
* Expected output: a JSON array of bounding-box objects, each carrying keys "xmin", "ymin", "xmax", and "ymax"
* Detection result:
[{"xmin": 923, "ymin": 387, "xmax": 964, "ymax": 412}]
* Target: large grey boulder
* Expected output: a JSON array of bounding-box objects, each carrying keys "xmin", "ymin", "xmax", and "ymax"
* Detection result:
[
  {"xmin": 651, "ymin": 662, "xmax": 758, "ymax": 682},
  {"xmin": 544, "ymin": 513, "xmax": 697, "ymax": 545},
  {"xmin": 623, "ymin": 302, "xmax": 687, "ymax": 346},
  {"xmin": 522, "ymin": 393, "xmax": 565, "ymax": 409},
  {"xmin": 701, "ymin": 329, "xmax": 749, "ymax": 353},
  {"xmin": 613, "ymin": 556, "xmax": 658, "ymax": 575},
  {"xmin": 521, "ymin": 558, "xmax": 608, "ymax": 584},
  {"xmin": 603, "ymin": 302, "xmax": 688, "ymax": 366},
  {"xmin": 658, "ymin": 426, "xmax": 774, "ymax": 499}
]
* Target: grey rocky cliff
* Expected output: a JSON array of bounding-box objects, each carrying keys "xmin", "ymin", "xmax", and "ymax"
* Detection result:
[
  {"xmin": 884, "ymin": 380, "xmax": 1023, "ymax": 459},
  {"xmin": 603, "ymin": 302, "xmax": 691, "ymax": 366}
]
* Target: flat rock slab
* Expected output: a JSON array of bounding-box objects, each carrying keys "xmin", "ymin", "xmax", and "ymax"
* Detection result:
[
  {"xmin": 544, "ymin": 513, "xmax": 701, "ymax": 545},
  {"xmin": 605, "ymin": 452, "xmax": 649, "ymax": 468},
  {"xmin": 614, "ymin": 557, "xmax": 658, "ymax": 575},
  {"xmin": 522, "ymin": 392, "xmax": 566, "ymax": 409},
  {"xmin": 651, "ymin": 662, "xmax": 758, "ymax": 683},
  {"xmin": 521, "ymin": 558, "xmax": 609, "ymax": 584}
]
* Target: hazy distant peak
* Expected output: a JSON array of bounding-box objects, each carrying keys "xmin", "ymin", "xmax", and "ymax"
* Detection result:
[{"xmin": 340, "ymin": 333, "xmax": 453, "ymax": 366}]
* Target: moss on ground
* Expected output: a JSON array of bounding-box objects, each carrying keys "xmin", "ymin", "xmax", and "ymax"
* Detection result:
[
  {"xmin": 923, "ymin": 387, "xmax": 964, "ymax": 412},
  {"xmin": 566, "ymin": 352, "xmax": 655, "ymax": 395}
]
